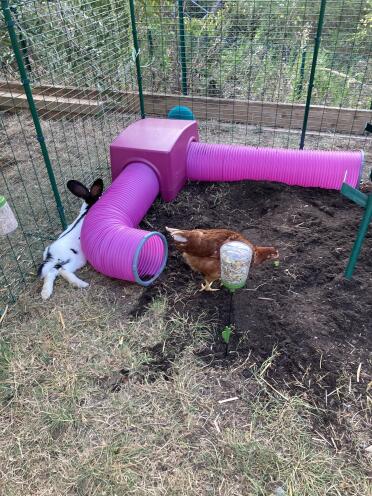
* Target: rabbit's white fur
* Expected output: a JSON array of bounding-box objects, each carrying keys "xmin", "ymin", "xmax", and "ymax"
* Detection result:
[
  {"xmin": 39, "ymin": 203, "xmax": 89, "ymax": 300},
  {"xmin": 38, "ymin": 178, "xmax": 103, "ymax": 300}
]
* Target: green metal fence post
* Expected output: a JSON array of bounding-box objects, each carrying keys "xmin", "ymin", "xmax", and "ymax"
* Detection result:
[
  {"xmin": 177, "ymin": 0, "xmax": 188, "ymax": 95},
  {"xmin": 299, "ymin": 0, "xmax": 327, "ymax": 150},
  {"xmin": 341, "ymin": 184, "xmax": 372, "ymax": 279},
  {"xmin": 296, "ymin": 47, "xmax": 307, "ymax": 100},
  {"xmin": 1, "ymin": 0, "xmax": 66, "ymax": 229},
  {"xmin": 147, "ymin": 28, "xmax": 154, "ymax": 60},
  {"xmin": 129, "ymin": 0, "xmax": 145, "ymax": 118},
  {"xmin": 10, "ymin": 4, "xmax": 32, "ymax": 73}
]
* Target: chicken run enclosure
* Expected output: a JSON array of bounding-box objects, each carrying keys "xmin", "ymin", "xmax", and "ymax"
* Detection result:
[{"xmin": 0, "ymin": 0, "xmax": 371, "ymax": 307}]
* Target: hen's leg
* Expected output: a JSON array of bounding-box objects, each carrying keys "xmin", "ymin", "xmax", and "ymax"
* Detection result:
[{"xmin": 200, "ymin": 280, "xmax": 220, "ymax": 292}]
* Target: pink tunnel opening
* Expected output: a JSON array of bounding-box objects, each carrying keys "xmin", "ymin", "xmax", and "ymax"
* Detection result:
[
  {"xmin": 81, "ymin": 121, "xmax": 364, "ymax": 288},
  {"xmin": 81, "ymin": 162, "xmax": 167, "ymax": 286},
  {"xmin": 186, "ymin": 142, "xmax": 363, "ymax": 190}
]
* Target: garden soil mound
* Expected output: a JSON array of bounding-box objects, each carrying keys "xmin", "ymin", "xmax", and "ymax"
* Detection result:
[{"xmin": 137, "ymin": 180, "xmax": 371, "ymax": 409}]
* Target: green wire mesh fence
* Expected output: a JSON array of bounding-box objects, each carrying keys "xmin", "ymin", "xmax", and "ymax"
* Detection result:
[
  {"xmin": 1, "ymin": 0, "xmax": 371, "ymax": 308},
  {"xmin": 136, "ymin": 0, "xmax": 371, "ymax": 147},
  {"xmin": 0, "ymin": 0, "xmax": 141, "ymax": 307}
]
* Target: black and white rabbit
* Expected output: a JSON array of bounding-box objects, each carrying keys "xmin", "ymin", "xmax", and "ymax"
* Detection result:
[{"xmin": 38, "ymin": 178, "xmax": 104, "ymax": 300}]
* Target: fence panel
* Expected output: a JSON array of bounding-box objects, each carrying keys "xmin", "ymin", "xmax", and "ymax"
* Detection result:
[
  {"xmin": 0, "ymin": 0, "xmax": 141, "ymax": 307},
  {"xmin": 136, "ymin": 0, "xmax": 371, "ymax": 149}
]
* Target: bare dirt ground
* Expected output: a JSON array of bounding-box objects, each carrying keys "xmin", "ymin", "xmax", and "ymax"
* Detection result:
[{"xmin": 144, "ymin": 179, "xmax": 372, "ymax": 442}]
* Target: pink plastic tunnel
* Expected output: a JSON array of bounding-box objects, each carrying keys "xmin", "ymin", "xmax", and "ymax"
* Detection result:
[
  {"xmin": 81, "ymin": 121, "xmax": 364, "ymax": 288},
  {"xmin": 81, "ymin": 162, "xmax": 167, "ymax": 286},
  {"xmin": 187, "ymin": 142, "xmax": 363, "ymax": 190}
]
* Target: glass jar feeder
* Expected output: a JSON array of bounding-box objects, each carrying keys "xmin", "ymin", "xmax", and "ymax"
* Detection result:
[{"xmin": 220, "ymin": 241, "xmax": 253, "ymax": 292}]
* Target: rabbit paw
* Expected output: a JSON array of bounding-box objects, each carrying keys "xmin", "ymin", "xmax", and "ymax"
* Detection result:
[{"xmin": 41, "ymin": 287, "xmax": 52, "ymax": 300}]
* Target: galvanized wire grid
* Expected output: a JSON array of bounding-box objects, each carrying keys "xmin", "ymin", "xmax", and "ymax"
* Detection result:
[
  {"xmin": 315, "ymin": 0, "xmax": 371, "ymax": 148},
  {"xmin": 0, "ymin": 0, "xmax": 140, "ymax": 306},
  {"xmin": 137, "ymin": 0, "xmax": 371, "ymax": 147}
]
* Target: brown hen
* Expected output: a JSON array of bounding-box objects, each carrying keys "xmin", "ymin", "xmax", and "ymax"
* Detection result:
[{"xmin": 166, "ymin": 227, "xmax": 279, "ymax": 291}]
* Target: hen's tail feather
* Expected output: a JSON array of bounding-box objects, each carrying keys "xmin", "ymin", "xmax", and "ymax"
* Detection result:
[
  {"xmin": 165, "ymin": 227, "xmax": 182, "ymax": 234},
  {"xmin": 165, "ymin": 227, "xmax": 188, "ymax": 242}
]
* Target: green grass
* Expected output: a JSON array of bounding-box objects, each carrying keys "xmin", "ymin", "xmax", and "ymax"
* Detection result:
[
  {"xmin": 0, "ymin": 338, "xmax": 13, "ymax": 403},
  {"xmin": 0, "ymin": 278, "xmax": 370, "ymax": 495},
  {"xmin": 225, "ymin": 397, "xmax": 368, "ymax": 495}
]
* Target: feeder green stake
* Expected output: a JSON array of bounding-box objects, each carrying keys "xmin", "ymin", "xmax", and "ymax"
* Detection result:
[
  {"xmin": 222, "ymin": 326, "xmax": 232, "ymax": 345},
  {"xmin": 341, "ymin": 183, "xmax": 372, "ymax": 279},
  {"xmin": 222, "ymin": 325, "xmax": 233, "ymax": 357},
  {"xmin": 220, "ymin": 242, "xmax": 253, "ymax": 356}
]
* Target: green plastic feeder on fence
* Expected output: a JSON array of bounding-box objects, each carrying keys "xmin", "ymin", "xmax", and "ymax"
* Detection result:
[{"xmin": 0, "ymin": 195, "xmax": 18, "ymax": 236}]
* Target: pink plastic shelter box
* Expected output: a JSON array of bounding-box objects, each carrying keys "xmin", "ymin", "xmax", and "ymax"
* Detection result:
[{"xmin": 81, "ymin": 118, "xmax": 363, "ymax": 286}]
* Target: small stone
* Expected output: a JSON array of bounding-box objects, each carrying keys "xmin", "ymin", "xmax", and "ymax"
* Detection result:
[{"xmin": 274, "ymin": 487, "xmax": 286, "ymax": 496}]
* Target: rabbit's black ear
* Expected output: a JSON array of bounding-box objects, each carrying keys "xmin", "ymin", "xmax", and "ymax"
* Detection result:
[
  {"xmin": 89, "ymin": 178, "xmax": 104, "ymax": 199},
  {"xmin": 67, "ymin": 180, "xmax": 90, "ymax": 200}
]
